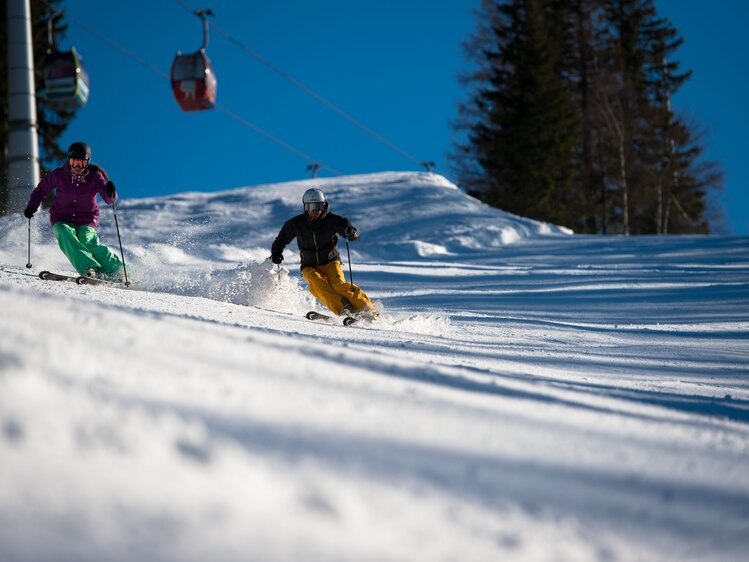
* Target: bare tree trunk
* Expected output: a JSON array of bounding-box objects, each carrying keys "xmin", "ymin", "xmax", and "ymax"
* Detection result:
[
  {"xmin": 617, "ymin": 136, "xmax": 629, "ymax": 235},
  {"xmin": 656, "ymin": 181, "xmax": 663, "ymax": 234},
  {"xmin": 595, "ymin": 129, "xmax": 608, "ymax": 234},
  {"xmin": 597, "ymin": 88, "xmax": 630, "ymax": 235},
  {"xmin": 661, "ymin": 56, "xmax": 679, "ymax": 235}
]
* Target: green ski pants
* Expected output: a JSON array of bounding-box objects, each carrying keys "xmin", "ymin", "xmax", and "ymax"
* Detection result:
[{"xmin": 51, "ymin": 223, "xmax": 123, "ymax": 275}]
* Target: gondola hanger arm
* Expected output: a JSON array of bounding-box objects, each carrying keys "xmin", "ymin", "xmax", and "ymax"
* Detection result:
[{"xmin": 193, "ymin": 8, "xmax": 214, "ymax": 51}]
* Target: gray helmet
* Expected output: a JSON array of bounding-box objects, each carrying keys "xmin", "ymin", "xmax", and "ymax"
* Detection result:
[{"xmin": 303, "ymin": 188, "xmax": 326, "ymax": 214}]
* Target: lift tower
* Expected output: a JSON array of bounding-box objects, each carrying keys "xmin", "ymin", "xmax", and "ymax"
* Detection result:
[{"xmin": 5, "ymin": 0, "xmax": 40, "ymax": 212}]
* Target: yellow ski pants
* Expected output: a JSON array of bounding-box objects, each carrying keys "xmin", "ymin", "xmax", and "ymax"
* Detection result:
[{"xmin": 301, "ymin": 260, "xmax": 373, "ymax": 315}]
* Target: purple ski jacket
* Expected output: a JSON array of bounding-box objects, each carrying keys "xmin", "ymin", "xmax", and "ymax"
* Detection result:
[{"xmin": 27, "ymin": 165, "xmax": 117, "ymax": 229}]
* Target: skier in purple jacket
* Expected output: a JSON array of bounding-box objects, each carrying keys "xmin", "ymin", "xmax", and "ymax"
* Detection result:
[{"xmin": 24, "ymin": 142, "xmax": 124, "ymax": 279}]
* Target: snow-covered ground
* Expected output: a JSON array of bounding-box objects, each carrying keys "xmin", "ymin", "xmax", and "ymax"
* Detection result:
[{"xmin": 1, "ymin": 172, "xmax": 747, "ymax": 562}]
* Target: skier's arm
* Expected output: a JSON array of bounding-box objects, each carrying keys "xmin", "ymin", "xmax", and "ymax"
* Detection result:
[
  {"xmin": 25, "ymin": 170, "xmax": 58, "ymax": 212},
  {"xmin": 338, "ymin": 218, "xmax": 359, "ymax": 241},
  {"xmin": 94, "ymin": 170, "xmax": 117, "ymax": 205},
  {"xmin": 271, "ymin": 219, "xmax": 297, "ymax": 261}
]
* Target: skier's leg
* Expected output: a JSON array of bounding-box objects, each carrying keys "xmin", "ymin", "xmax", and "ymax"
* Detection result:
[
  {"xmin": 51, "ymin": 222, "xmax": 102, "ymax": 274},
  {"xmin": 323, "ymin": 261, "xmax": 375, "ymax": 311},
  {"xmin": 302, "ymin": 266, "xmax": 352, "ymax": 314},
  {"xmin": 77, "ymin": 226, "xmax": 123, "ymax": 274}
]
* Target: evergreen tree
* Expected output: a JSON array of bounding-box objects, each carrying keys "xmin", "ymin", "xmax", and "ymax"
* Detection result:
[
  {"xmin": 455, "ymin": 0, "xmax": 579, "ymax": 228},
  {"xmin": 596, "ymin": 0, "xmax": 721, "ymax": 233},
  {"xmin": 564, "ymin": 0, "xmax": 615, "ymax": 233},
  {"xmin": 452, "ymin": 0, "xmax": 722, "ymax": 234},
  {"xmin": 642, "ymin": 19, "xmax": 719, "ymax": 233}
]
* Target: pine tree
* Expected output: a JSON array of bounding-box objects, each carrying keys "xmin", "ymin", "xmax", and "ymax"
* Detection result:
[
  {"xmin": 452, "ymin": 0, "xmax": 722, "ymax": 234},
  {"xmin": 595, "ymin": 0, "xmax": 650, "ymax": 234},
  {"xmin": 565, "ymin": 0, "xmax": 614, "ymax": 233},
  {"xmin": 643, "ymin": 20, "xmax": 719, "ymax": 233},
  {"xmin": 454, "ymin": 0, "xmax": 579, "ymax": 228},
  {"xmin": 595, "ymin": 0, "xmax": 721, "ymax": 234}
]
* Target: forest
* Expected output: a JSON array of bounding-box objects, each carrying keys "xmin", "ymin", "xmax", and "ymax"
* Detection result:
[{"xmin": 452, "ymin": 0, "xmax": 722, "ymax": 234}]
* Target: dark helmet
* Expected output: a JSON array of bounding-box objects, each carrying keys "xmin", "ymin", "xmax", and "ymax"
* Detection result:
[
  {"xmin": 67, "ymin": 141, "xmax": 92, "ymax": 162},
  {"xmin": 302, "ymin": 188, "xmax": 327, "ymax": 216}
]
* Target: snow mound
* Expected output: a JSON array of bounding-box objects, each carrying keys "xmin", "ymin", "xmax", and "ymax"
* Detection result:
[{"xmin": 111, "ymin": 171, "xmax": 572, "ymax": 269}]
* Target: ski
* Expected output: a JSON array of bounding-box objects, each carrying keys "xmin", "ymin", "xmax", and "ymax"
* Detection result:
[
  {"xmin": 305, "ymin": 310, "xmax": 371, "ymax": 327},
  {"xmin": 39, "ymin": 270, "xmax": 129, "ymax": 286},
  {"xmin": 306, "ymin": 311, "xmax": 334, "ymax": 322},
  {"xmin": 76, "ymin": 276, "xmax": 130, "ymax": 287},
  {"xmin": 342, "ymin": 313, "xmax": 379, "ymax": 326},
  {"xmin": 305, "ymin": 310, "xmax": 355, "ymax": 326},
  {"xmin": 39, "ymin": 271, "xmax": 78, "ymax": 282}
]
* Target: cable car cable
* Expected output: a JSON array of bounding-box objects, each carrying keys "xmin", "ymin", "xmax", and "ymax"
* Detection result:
[
  {"xmin": 213, "ymin": 104, "xmax": 344, "ymax": 175},
  {"xmin": 59, "ymin": 7, "xmax": 345, "ymax": 176},
  {"xmin": 64, "ymin": 12, "xmax": 170, "ymax": 80},
  {"xmin": 174, "ymin": 0, "xmax": 431, "ymax": 170}
]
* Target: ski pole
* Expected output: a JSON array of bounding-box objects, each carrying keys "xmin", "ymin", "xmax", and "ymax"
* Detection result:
[
  {"xmin": 26, "ymin": 217, "xmax": 32, "ymax": 269},
  {"xmin": 111, "ymin": 200, "xmax": 130, "ymax": 286},
  {"xmin": 345, "ymin": 236, "xmax": 353, "ymax": 288}
]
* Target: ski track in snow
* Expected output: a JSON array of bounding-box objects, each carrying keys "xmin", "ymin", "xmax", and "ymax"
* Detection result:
[{"xmin": 1, "ymin": 172, "xmax": 748, "ymax": 562}]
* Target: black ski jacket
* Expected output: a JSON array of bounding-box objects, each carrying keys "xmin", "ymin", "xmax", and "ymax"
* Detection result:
[{"xmin": 271, "ymin": 207, "xmax": 356, "ymax": 269}]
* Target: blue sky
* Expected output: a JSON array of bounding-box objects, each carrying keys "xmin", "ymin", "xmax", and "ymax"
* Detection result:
[{"xmin": 54, "ymin": 0, "xmax": 747, "ymax": 234}]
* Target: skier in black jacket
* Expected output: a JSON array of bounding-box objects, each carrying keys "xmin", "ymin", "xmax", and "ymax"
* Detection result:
[{"xmin": 271, "ymin": 188, "xmax": 375, "ymax": 316}]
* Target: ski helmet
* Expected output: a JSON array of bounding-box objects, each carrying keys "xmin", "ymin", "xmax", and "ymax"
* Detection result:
[
  {"xmin": 67, "ymin": 142, "xmax": 92, "ymax": 162},
  {"xmin": 302, "ymin": 188, "xmax": 326, "ymax": 214}
]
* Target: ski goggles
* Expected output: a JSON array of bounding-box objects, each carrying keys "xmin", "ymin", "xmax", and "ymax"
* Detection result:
[
  {"xmin": 304, "ymin": 201, "xmax": 325, "ymax": 213},
  {"xmin": 69, "ymin": 158, "xmax": 89, "ymax": 169}
]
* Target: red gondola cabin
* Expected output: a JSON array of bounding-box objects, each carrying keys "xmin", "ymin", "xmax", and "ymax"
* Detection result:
[{"xmin": 170, "ymin": 49, "xmax": 217, "ymax": 111}]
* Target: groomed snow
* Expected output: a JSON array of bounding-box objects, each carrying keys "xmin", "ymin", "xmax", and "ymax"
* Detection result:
[{"xmin": 1, "ymin": 172, "xmax": 747, "ymax": 561}]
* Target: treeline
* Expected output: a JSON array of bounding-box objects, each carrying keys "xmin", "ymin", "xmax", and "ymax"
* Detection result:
[
  {"xmin": 451, "ymin": 0, "xmax": 722, "ymax": 234},
  {"xmin": 1, "ymin": 0, "xmax": 74, "ymax": 214}
]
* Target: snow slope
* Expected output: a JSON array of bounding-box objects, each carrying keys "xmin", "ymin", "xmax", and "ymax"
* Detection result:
[{"xmin": 1, "ymin": 172, "xmax": 748, "ymax": 562}]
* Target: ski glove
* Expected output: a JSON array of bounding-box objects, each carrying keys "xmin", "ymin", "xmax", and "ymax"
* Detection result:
[
  {"xmin": 105, "ymin": 180, "xmax": 116, "ymax": 198},
  {"xmin": 343, "ymin": 226, "xmax": 359, "ymax": 241},
  {"xmin": 23, "ymin": 206, "xmax": 36, "ymax": 219},
  {"xmin": 271, "ymin": 254, "xmax": 284, "ymax": 265}
]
